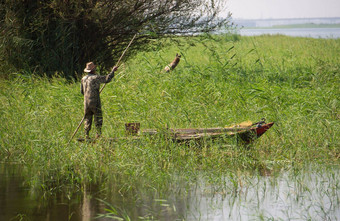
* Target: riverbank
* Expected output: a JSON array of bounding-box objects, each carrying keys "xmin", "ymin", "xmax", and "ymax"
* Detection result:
[
  {"xmin": 232, "ymin": 17, "xmax": 340, "ymax": 38},
  {"xmin": 0, "ymin": 34, "xmax": 339, "ymax": 187}
]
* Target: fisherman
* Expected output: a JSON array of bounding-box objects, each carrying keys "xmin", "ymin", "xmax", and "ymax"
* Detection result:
[{"xmin": 81, "ymin": 62, "xmax": 118, "ymax": 139}]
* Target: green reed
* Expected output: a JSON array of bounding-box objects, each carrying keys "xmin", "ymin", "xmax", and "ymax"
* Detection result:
[{"xmin": 0, "ymin": 35, "xmax": 339, "ymax": 190}]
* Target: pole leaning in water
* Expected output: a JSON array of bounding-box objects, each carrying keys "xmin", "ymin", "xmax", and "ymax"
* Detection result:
[{"xmin": 68, "ymin": 33, "xmax": 137, "ymax": 143}]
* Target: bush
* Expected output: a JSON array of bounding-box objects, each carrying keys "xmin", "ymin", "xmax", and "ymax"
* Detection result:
[{"xmin": 0, "ymin": 0, "xmax": 230, "ymax": 79}]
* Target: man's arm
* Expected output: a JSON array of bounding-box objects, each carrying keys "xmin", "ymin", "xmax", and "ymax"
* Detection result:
[{"xmin": 99, "ymin": 66, "xmax": 118, "ymax": 83}]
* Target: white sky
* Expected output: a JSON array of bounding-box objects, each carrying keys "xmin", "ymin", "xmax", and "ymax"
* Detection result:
[{"xmin": 226, "ymin": 0, "xmax": 340, "ymax": 19}]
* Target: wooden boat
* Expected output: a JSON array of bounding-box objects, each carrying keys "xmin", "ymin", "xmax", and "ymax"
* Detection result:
[
  {"xmin": 77, "ymin": 119, "xmax": 274, "ymax": 144},
  {"xmin": 141, "ymin": 120, "xmax": 274, "ymax": 143}
]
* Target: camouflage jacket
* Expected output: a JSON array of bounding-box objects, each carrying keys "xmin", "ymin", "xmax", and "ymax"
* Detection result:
[{"xmin": 81, "ymin": 72, "xmax": 115, "ymax": 109}]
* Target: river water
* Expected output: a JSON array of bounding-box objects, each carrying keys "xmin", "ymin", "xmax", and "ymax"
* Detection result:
[
  {"xmin": 1, "ymin": 163, "xmax": 339, "ymax": 220},
  {"xmin": 237, "ymin": 28, "xmax": 340, "ymax": 39}
]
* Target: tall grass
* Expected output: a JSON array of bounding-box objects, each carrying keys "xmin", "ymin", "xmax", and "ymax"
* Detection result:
[{"xmin": 0, "ymin": 35, "xmax": 339, "ymax": 191}]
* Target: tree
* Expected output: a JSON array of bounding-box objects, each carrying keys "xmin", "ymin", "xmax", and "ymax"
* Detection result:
[{"xmin": 0, "ymin": 0, "xmax": 230, "ymax": 79}]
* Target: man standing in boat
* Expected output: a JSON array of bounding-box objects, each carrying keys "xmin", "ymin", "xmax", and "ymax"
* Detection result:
[{"xmin": 81, "ymin": 62, "xmax": 118, "ymax": 139}]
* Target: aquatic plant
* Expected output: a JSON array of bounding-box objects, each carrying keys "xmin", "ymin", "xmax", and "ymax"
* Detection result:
[{"xmin": 0, "ymin": 35, "xmax": 339, "ymax": 189}]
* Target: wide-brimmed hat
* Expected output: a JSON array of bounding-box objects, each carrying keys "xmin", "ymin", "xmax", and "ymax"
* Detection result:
[{"xmin": 84, "ymin": 62, "xmax": 96, "ymax": 73}]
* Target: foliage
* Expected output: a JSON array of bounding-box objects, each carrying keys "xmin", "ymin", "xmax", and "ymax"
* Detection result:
[
  {"xmin": 0, "ymin": 0, "xmax": 229, "ymax": 79},
  {"xmin": 0, "ymin": 35, "xmax": 339, "ymax": 191}
]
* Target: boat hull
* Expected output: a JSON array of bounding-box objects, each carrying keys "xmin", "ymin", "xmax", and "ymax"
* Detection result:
[{"xmin": 77, "ymin": 122, "xmax": 274, "ymax": 144}]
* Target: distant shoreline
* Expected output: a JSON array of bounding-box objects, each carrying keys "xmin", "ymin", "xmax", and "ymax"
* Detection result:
[
  {"xmin": 244, "ymin": 23, "xmax": 340, "ymax": 29},
  {"xmin": 232, "ymin": 17, "xmax": 340, "ymax": 29},
  {"xmin": 233, "ymin": 17, "xmax": 340, "ymax": 21}
]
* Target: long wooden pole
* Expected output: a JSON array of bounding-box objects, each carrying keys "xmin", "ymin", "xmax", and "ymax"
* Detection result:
[
  {"xmin": 100, "ymin": 33, "xmax": 137, "ymax": 93},
  {"xmin": 68, "ymin": 34, "xmax": 137, "ymax": 143}
]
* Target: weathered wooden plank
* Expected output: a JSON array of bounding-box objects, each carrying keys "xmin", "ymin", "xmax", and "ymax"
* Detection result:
[
  {"xmin": 142, "ymin": 126, "xmax": 251, "ymax": 136},
  {"xmin": 174, "ymin": 131, "xmax": 240, "ymax": 141}
]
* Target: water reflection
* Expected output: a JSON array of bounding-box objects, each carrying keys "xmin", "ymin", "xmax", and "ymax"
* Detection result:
[
  {"xmin": 186, "ymin": 167, "xmax": 340, "ymax": 220},
  {"xmin": 0, "ymin": 164, "xmax": 95, "ymax": 221},
  {"xmin": 1, "ymin": 163, "xmax": 339, "ymax": 220}
]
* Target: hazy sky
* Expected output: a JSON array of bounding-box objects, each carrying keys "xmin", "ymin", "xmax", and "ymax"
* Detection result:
[{"xmin": 227, "ymin": 0, "xmax": 340, "ymax": 19}]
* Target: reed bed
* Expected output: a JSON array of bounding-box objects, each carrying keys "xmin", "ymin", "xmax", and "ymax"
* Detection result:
[{"xmin": 0, "ymin": 34, "xmax": 339, "ymax": 191}]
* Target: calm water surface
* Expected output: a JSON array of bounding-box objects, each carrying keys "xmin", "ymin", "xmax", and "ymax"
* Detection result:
[
  {"xmin": 1, "ymin": 163, "xmax": 339, "ymax": 220},
  {"xmin": 238, "ymin": 28, "xmax": 340, "ymax": 39}
]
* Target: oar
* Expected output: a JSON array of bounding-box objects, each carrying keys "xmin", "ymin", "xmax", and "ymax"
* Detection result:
[
  {"xmin": 68, "ymin": 33, "xmax": 137, "ymax": 143},
  {"xmin": 100, "ymin": 33, "xmax": 137, "ymax": 93}
]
